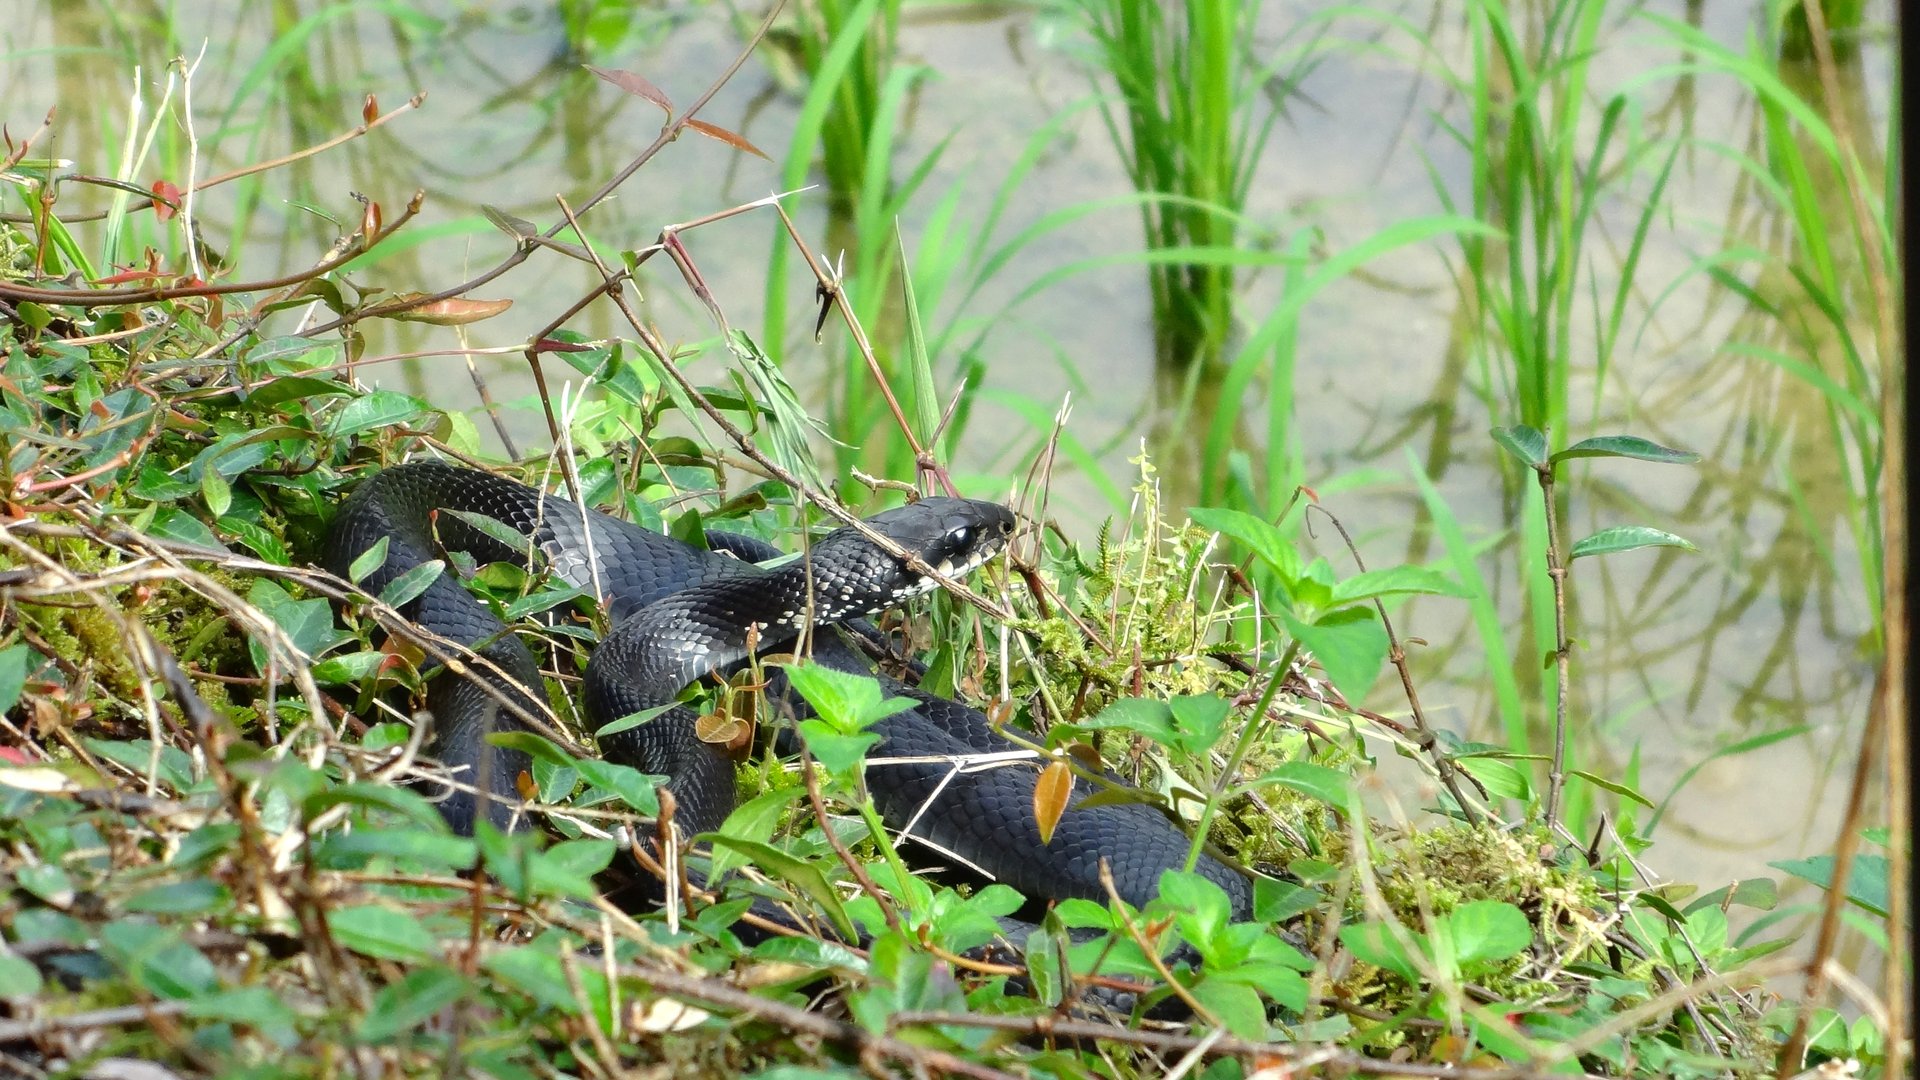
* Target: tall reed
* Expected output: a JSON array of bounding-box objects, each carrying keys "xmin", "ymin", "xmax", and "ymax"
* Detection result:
[{"xmin": 1069, "ymin": 0, "xmax": 1277, "ymax": 370}]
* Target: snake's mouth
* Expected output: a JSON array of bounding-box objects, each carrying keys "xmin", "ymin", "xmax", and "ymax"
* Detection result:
[{"xmin": 891, "ymin": 538, "xmax": 1008, "ymax": 603}]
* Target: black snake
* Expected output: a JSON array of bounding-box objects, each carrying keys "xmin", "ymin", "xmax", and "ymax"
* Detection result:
[{"xmin": 323, "ymin": 460, "xmax": 1252, "ymax": 919}]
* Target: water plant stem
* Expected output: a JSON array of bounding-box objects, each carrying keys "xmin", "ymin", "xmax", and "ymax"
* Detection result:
[{"xmin": 1533, "ymin": 458, "xmax": 1572, "ymax": 828}]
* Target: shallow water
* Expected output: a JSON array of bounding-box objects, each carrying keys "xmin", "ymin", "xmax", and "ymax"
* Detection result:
[{"xmin": 1, "ymin": 0, "xmax": 1891, "ymax": 921}]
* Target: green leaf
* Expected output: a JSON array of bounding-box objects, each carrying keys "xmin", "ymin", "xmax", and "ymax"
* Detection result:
[
  {"xmin": 1490, "ymin": 425, "xmax": 1547, "ymax": 466},
  {"xmin": 1023, "ymin": 925, "xmax": 1064, "ymax": 1008},
  {"xmin": 1330, "ymin": 565, "xmax": 1473, "ymax": 604},
  {"xmin": 1456, "ymin": 756, "xmax": 1533, "ymax": 801},
  {"xmin": 530, "ymin": 839, "xmax": 614, "ymax": 899},
  {"xmin": 1442, "ymin": 900, "xmax": 1531, "ymax": 970},
  {"xmin": 246, "ymin": 335, "xmax": 343, "ymax": 370},
  {"xmin": 1226, "ymin": 955, "xmax": 1309, "ymax": 1013},
  {"xmin": 711, "ymin": 786, "xmax": 804, "ymax": 878},
  {"xmin": 896, "ymin": 226, "xmax": 943, "ymax": 455},
  {"xmin": 1188, "ymin": 506, "xmax": 1301, "ymax": 580},
  {"xmin": 311, "ymin": 650, "xmax": 389, "ymax": 685},
  {"xmin": 784, "ymin": 662, "xmax": 916, "ymax": 733},
  {"xmin": 246, "ymin": 373, "xmax": 353, "ymax": 408},
  {"xmin": 17, "ymin": 863, "xmax": 73, "ymax": 906},
  {"xmin": 330, "ymin": 390, "xmax": 429, "ymax": 437},
  {"xmin": 0, "ymin": 952, "xmax": 42, "ymax": 996},
  {"xmin": 1769, "ymin": 854, "xmax": 1889, "ymax": 916},
  {"xmin": 99, "ymin": 922, "xmax": 218, "ymax": 999},
  {"xmin": 1245, "ymin": 761, "xmax": 1353, "ymax": 810},
  {"xmin": 1284, "ymin": 607, "xmax": 1388, "ymax": 703},
  {"xmin": 572, "ymin": 758, "xmax": 661, "ymax": 815},
  {"xmin": 593, "ymin": 702, "xmax": 677, "ymax": 739},
  {"xmin": 315, "ymin": 829, "xmax": 477, "ymax": 873},
  {"xmin": 1683, "ymin": 877, "xmax": 1780, "ymax": 915},
  {"xmin": 504, "ymin": 586, "xmax": 588, "ymax": 621},
  {"xmin": 122, "ymin": 879, "xmax": 229, "ymax": 915},
  {"xmin": 359, "ymin": 966, "xmax": 470, "ymax": 1043},
  {"xmin": 1568, "ymin": 526, "xmax": 1698, "ymax": 560},
  {"xmin": 1550, "ymin": 435, "xmax": 1700, "ymax": 465},
  {"xmin": 0, "ymin": 644, "xmax": 33, "ymax": 712},
  {"xmin": 1160, "ymin": 871, "xmax": 1232, "ymax": 953},
  {"xmin": 1078, "ymin": 697, "xmax": 1178, "ymax": 747},
  {"xmin": 1252, "ymin": 878, "xmax": 1323, "ymax": 925},
  {"xmin": 223, "ymin": 518, "xmax": 291, "ymax": 564},
  {"xmin": 1191, "ymin": 977, "xmax": 1266, "ymax": 1039},
  {"xmin": 246, "ymin": 580, "xmax": 348, "ymax": 660},
  {"xmin": 348, "ymin": 535, "xmax": 390, "ymax": 584},
  {"xmin": 703, "ymin": 835, "xmax": 856, "ymax": 941},
  {"xmin": 378, "ymin": 560, "xmax": 446, "ymax": 608},
  {"xmin": 200, "ymin": 469, "xmax": 232, "ymax": 519},
  {"xmin": 180, "ymin": 986, "xmax": 300, "ymax": 1028},
  {"xmin": 328, "ymin": 904, "xmax": 439, "ymax": 962},
  {"xmin": 1166, "ymin": 694, "xmax": 1232, "ymax": 757},
  {"xmin": 442, "ymin": 508, "xmax": 537, "ymax": 553},
  {"xmin": 1568, "ymin": 769, "xmax": 1655, "ymax": 809},
  {"xmin": 304, "ymin": 781, "xmax": 446, "ymax": 828},
  {"xmin": 483, "ymin": 945, "xmax": 611, "ymax": 1030},
  {"xmin": 487, "ymin": 731, "xmax": 577, "ymax": 769},
  {"xmin": 1339, "ymin": 921, "xmax": 1423, "ymax": 984},
  {"xmin": 150, "ymin": 507, "xmax": 227, "ymax": 551},
  {"xmin": 797, "ymin": 725, "xmax": 882, "ymax": 778}
]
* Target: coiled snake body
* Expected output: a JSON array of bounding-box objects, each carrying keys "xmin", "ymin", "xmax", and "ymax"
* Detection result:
[{"xmin": 324, "ymin": 461, "xmax": 1251, "ymax": 918}]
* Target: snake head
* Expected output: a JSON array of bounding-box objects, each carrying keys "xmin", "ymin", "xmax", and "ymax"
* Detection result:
[{"xmin": 807, "ymin": 496, "xmax": 1016, "ymax": 616}]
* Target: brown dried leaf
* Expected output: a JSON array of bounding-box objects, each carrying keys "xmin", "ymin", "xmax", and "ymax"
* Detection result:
[
  {"xmin": 684, "ymin": 118, "xmax": 769, "ymax": 160},
  {"xmin": 695, "ymin": 711, "xmax": 747, "ymax": 751},
  {"xmin": 1064, "ymin": 741, "xmax": 1104, "ymax": 772},
  {"xmin": 381, "ymin": 295, "xmax": 513, "ymax": 325},
  {"xmin": 588, "ymin": 66, "xmax": 672, "ymax": 114},
  {"xmin": 1034, "ymin": 760, "xmax": 1073, "ymax": 846}
]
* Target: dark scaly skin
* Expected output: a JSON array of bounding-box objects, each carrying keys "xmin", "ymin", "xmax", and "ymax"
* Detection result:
[{"xmin": 324, "ymin": 460, "xmax": 1253, "ymax": 918}]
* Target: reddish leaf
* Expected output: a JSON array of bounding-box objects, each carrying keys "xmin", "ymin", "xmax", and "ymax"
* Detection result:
[
  {"xmin": 683, "ymin": 119, "xmax": 769, "ymax": 160},
  {"xmin": 93, "ymin": 269, "xmax": 166, "ymax": 285},
  {"xmin": 588, "ymin": 66, "xmax": 672, "ymax": 114},
  {"xmin": 1033, "ymin": 760, "xmax": 1073, "ymax": 846},
  {"xmin": 533, "ymin": 337, "xmax": 592, "ymax": 353},
  {"xmin": 150, "ymin": 180, "xmax": 181, "ymax": 221},
  {"xmin": 381, "ymin": 294, "xmax": 513, "ymax": 325},
  {"xmin": 362, "ymin": 94, "xmax": 378, "ymax": 125},
  {"xmin": 359, "ymin": 198, "xmax": 382, "ymax": 240}
]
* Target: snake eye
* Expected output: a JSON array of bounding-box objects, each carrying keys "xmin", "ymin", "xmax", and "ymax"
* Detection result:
[{"xmin": 947, "ymin": 525, "xmax": 972, "ymax": 550}]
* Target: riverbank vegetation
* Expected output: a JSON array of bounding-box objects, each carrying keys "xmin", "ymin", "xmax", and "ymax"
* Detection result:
[{"xmin": 0, "ymin": 0, "xmax": 1899, "ymax": 1076}]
